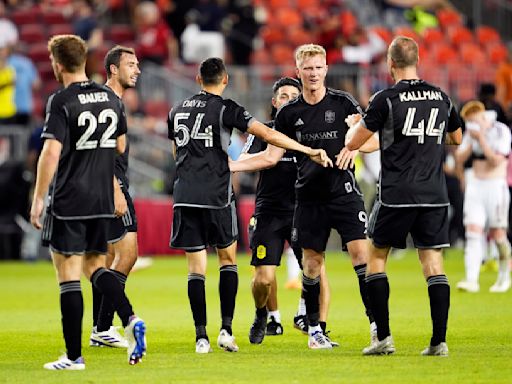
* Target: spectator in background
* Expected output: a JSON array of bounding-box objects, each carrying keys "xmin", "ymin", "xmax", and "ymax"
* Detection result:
[
  {"xmin": 134, "ymin": 1, "xmax": 178, "ymax": 66},
  {"xmin": 478, "ymin": 83, "xmax": 509, "ymax": 126},
  {"xmin": 496, "ymin": 44, "xmax": 512, "ymax": 121},
  {"xmin": 181, "ymin": 10, "xmax": 225, "ymax": 64},
  {"xmin": 160, "ymin": 0, "xmax": 195, "ymax": 52},
  {"xmin": 225, "ymin": 0, "xmax": 259, "ymax": 65},
  {"xmin": 7, "ymin": 43, "xmax": 41, "ymax": 126},
  {"xmin": 0, "ymin": 40, "xmax": 16, "ymax": 125}
]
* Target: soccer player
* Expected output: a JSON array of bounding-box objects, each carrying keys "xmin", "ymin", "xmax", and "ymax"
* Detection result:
[
  {"xmin": 342, "ymin": 36, "xmax": 463, "ymax": 356},
  {"xmin": 241, "ymin": 77, "xmax": 334, "ymax": 345},
  {"xmin": 230, "ymin": 44, "xmax": 379, "ymax": 349},
  {"xmin": 90, "ymin": 46, "xmax": 142, "ymax": 347},
  {"xmin": 455, "ymin": 101, "xmax": 511, "ymax": 293},
  {"xmin": 167, "ymin": 57, "xmax": 331, "ymax": 354},
  {"xmin": 30, "ymin": 35, "xmax": 146, "ymax": 369}
]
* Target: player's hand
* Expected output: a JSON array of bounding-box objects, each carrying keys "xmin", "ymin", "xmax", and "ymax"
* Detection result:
[
  {"xmin": 114, "ymin": 188, "xmax": 127, "ymax": 217},
  {"xmin": 345, "ymin": 113, "xmax": 362, "ymax": 128},
  {"xmin": 228, "ymin": 157, "xmax": 237, "ymax": 172},
  {"xmin": 30, "ymin": 197, "xmax": 44, "ymax": 230},
  {"xmin": 336, "ymin": 147, "xmax": 358, "ymax": 170},
  {"xmin": 308, "ymin": 148, "xmax": 333, "ymax": 167}
]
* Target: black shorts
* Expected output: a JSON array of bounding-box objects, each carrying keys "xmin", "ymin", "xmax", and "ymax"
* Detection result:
[
  {"xmin": 368, "ymin": 202, "xmax": 450, "ymax": 249},
  {"xmin": 170, "ymin": 201, "xmax": 238, "ymax": 252},
  {"xmin": 292, "ymin": 194, "xmax": 367, "ymax": 253},
  {"xmin": 248, "ymin": 213, "xmax": 303, "ymax": 267},
  {"xmin": 107, "ymin": 185, "xmax": 137, "ymax": 243},
  {"xmin": 42, "ymin": 215, "xmax": 111, "ymax": 255}
]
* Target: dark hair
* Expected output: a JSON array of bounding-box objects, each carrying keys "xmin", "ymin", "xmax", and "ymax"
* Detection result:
[
  {"xmin": 478, "ymin": 83, "xmax": 496, "ymax": 98},
  {"xmin": 48, "ymin": 34, "xmax": 87, "ymax": 73},
  {"xmin": 388, "ymin": 36, "xmax": 418, "ymax": 68},
  {"xmin": 199, "ymin": 57, "xmax": 226, "ymax": 86},
  {"xmin": 272, "ymin": 77, "xmax": 302, "ymax": 95},
  {"xmin": 104, "ymin": 45, "xmax": 136, "ymax": 78}
]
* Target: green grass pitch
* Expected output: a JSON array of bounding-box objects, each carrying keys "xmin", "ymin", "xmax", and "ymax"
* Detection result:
[{"xmin": 0, "ymin": 249, "xmax": 510, "ymax": 383}]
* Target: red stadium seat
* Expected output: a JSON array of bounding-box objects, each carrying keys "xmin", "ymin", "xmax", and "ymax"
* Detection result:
[
  {"xmin": 393, "ymin": 26, "xmax": 419, "ymax": 42},
  {"xmin": 271, "ymin": 43, "xmax": 294, "ymax": 65},
  {"xmin": 27, "ymin": 42, "xmax": 50, "ymax": 63},
  {"xmin": 48, "ymin": 24, "xmax": 74, "ymax": 37},
  {"xmin": 251, "ymin": 49, "xmax": 272, "ymax": 65},
  {"xmin": 459, "ymin": 43, "xmax": 486, "ymax": 65},
  {"xmin": 422, "ymin": 28, "xmax": 443, "ymax": 47},
  {"xmin": 107, "ymin": 24, "xmax": 135, "ymax": 44},
  {"xmin": 297, "ymin": 0, "xmax": 316, "ymax": 8},
  {"xmin": 432, "ymin": 43, "xmax": 457, "ymax": 64},
  {"xmin": 144, "ymin": 99, "xmax": 170, "ymax": 119},
  {"xmin": 339, "ymin": 11, "xmax": 358, "ymax": 37},
  {"xmin": 41, "ymin": 11, "xmax": 67, "ymax": 24},
  {"xmin": 437, "ymin": 9, "xmax": 462, "ymax": 30},
  {"xmin": 37, "ymin": 61, "xmax": 55, "ymax": 81},
  {"xmin": 10, "ymin": 8, "xmax": 41, "ymax": 25},
  {"xmin": 287, "ymin": 27, "xmax": 315, "ymax": 46},
  {"xmin": 261, "ymin": 26, "xmax": 283, "ymax": 46},
  {"xmin": 268, "ymin": 0, "xmax": 290, "ymax": 9},
  {"xmin": 275, "ymin": 8, "xmax": 303, "ymax": 28},
  {"xmin": 475, "ymin": 25, "xmax": 501, "ymax": 46},
  {"xmin": 20, "ymin": 24, "xmax": 47, "ymax": 44},
  {"xmin": 487, "ymin": 43, "xmax": 508, "ymax": 64},
  {"xmin": 449, "ymin": 26, "xmax": 473, "ymax": 46}
]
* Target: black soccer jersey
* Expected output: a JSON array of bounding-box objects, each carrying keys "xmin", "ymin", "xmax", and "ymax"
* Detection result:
[
  {"xmin": 275, "ymin": 88, "xmax": 364, "ymax": 202},
  {"xmin": 362, "ymin": 79, "xmax": 462, "ymax": 207},
  {"xmin": 115, "ymin": 138, "xmax": 129, "ymax": 187},
  {"xmin": 168, "ymin": 90, "xmax": 254, "ymax": 208},
  {"xmin": 41, "ymin": 81, "xmax": 127, "ymax": 219},
  {"xmin": 243, "ymin": 120, "xmax": 296, "ymax": 216}
]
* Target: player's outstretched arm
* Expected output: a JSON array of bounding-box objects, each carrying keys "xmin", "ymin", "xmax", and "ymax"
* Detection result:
[
  {"xmin": 30, "ymin": 139, "xmax": 62, "ymax": 229},
  {"xmin": 445, "ymin": 128, "xmax": 462, "ymax": 145},
  {"xmin": 247, "ymin": 120, "xmax": 332, "ymax": 167},
  {"xmin": 230, "ymin": 145, "xmax": 284, "ymax": 172}
]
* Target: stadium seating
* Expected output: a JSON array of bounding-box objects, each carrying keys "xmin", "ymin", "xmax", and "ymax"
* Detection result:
[{"xmin": 20, "ymin": 24, "xmax": 47, "ymax": 44}]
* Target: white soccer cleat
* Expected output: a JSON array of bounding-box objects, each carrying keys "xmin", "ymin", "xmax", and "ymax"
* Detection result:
[
  {"xmin": 456, "ymin": 280, "xmax": 480, "ymax": 293},
  {"xmin": 308, "ymin": 330, "xmax": 333, "ymax": 349},
  {"xmin": 217, "ymin": 329, "xmax": 239, "ymax": 352},
  {"xmin": 421, "ymin": 342, "xmax": 449, "ymax": 356},
  {"xmin": 43, "ymin": 354, "xmax": 85, "ymax": 370},
  {"xmin": 196, "ymin": 338, "xmax": 213, "ymax": 354},
  {"xmin": 125, "ymin": 316, "xmax": 146, "ymax": 365},
  {"xmin": 489, "ymin": 278, "xmax": 511, "ymax": 293},
  {"xmin": 90, "ymin": 326, "xmax": 129, "ymax": 348},
  {"xmin": 362, "ymin": 335, "xmax": 395, "ymax": 355},
  {"xmin": 370, "ymin": 322, "xmax": 378, "ymax": 346}
]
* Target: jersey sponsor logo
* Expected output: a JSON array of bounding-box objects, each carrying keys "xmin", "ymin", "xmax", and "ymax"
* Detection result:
[
  {"xmin": 325, "ymin": 110, "xmax": 335, "ymax": 123},
  {"xmin": 257, "ymin": 245, "xmax": 266, "ymax": 259},
  {"xmin": 295, "ymin": 118, "xmax": 304, "ymax": 126},
  {"xmin": 398, "ymin": 90, "xmax": 443, "ymax": 102},
  {"xmin": 182, "ymin": 99, "xmax": 206, "ymax": 108},
  {"xmin": 344, "ymin": 182, "xmax": 353, "ymax": 193},
  {"xmin": 77, "ymin": 92, "xmax": 110, "ymax": 104},
  {"xmin": 301, "ymin": 130, "xmax": 339, "ymax": 142}
]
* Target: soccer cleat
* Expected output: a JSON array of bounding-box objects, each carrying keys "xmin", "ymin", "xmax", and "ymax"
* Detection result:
[
  {"xmin": 308, "ymin": 330, "xmax": 333, "ymax": 349},
  {"xmin": 217, "ymin": 329, "xmax": 239, "ymax": 352},
  {"xmin": 90, "ymin": 326, "xmax": 128, "ymax": 348},
  {"xmin": 43, "ymin": 354, "xmax": 85, "ymax": 370},
  {"xmin": 293, "ymin": 314, "xmax": 308, "ymax": 334},
  {"xmin": 370, "ymin": 322, "xmax": 378, "ymax": 346},
  {"xmin": 489, "ymin": 278, "xmax": 511, "ymax": 293},
  {"xmin": 249, "ymin": 316, "xmax": 267, "ymax": 344},
  {"xmin": 421, "ymin": 342, "xmax": 449, "ymax": 356},
  {"xmin": 195, "ymin": 338, "xmax": 213, "ymax": 354},
  {"xmin": 456, "ymin": 280, "xmax": 480, "ymax": 293},
  {"xmin": 323, "ymin": 330, "xmax": 339, "ymax": 347},
  {"xmin": 266, "ymin": 316, "xmax": 283, "ymax": 336},
  {"xmin": 125, "ymin": 316, "xmax": 146, "ymax": 365},
  {"xmin": 362, "ymin": 335, "xmax": 395, "ymax": 355}
]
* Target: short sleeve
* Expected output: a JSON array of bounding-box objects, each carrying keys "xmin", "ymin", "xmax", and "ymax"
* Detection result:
[
  {"xmin": 361, "ymin": 91, "xmax": 388, "ymax": 133},
  {"xmin": 167, "ymin": 108, "xmax": 174, "ymax": 140},
  {"xmin": 274, "ymin": 107, "xmax": 294, "ymax": 138},
  {"xmin": 118, "ymin": 102, "xmax": 128, "ymax": 136},
  {"xmin": 41, "ymin": 94, "xmax": 67, "ymax": 143},
  {"xmin": 222, "ymin": 99, "xmax": 254, "ymax": 133},
  {"xmin": 447, "ymin": 98, "xmax": 462, "ymax": 133}
]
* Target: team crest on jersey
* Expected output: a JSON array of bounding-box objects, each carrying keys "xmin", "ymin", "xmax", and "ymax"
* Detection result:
[
  {"xmin": 291, "ymin": 228, "xmax": 298, "ymax": 242},
  {"xmin": 257, "ymin": 245, "xmax": 266, "ymax": 259},
  {"xmin": 325, "ymin": 110, "xmax": 335, "ymax": 123}
]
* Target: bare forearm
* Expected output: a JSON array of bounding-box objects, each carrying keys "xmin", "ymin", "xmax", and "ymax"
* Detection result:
[
  {"xmin": 359, "ymin": 134, "xmax": 380, "ymax": 153},
  {"xmin": 34, "ymin": 152, "xmax": 59, "ymax": 199}
]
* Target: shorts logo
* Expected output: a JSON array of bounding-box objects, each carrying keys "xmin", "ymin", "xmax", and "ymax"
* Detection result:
[
  {"xmin": 249, "ymin": 216, "xmax": 257, "ymax": 229},
  {"xmin": 358, "ymin": 211, "xmax": 368, "ymax": 228},
  {"xmin": 344, "ymin": 182, "xmax": 353, "ymax": 193},
  {"xmin": 325, "ymin": 110, "xmax": 335, "ymax": 123},
  {"xmin": 291, "ymin": 228, "xmax": 298, "ymax": 242},
  {"xmin": 257, "ymin": 245, "xmax": 266, "ymax": 259}
]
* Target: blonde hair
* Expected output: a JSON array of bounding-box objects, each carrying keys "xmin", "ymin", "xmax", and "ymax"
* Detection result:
[
  {"xmin": 460, "ymin": 100, "xmax": 485, "ymax": 120},
  {"xmin": 294, "ymin": 44, "xmax": 326, "ymax": 66},
  {"xmin": 388, "ymin": 36, "xmax": 418, "ymax": 68}
]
